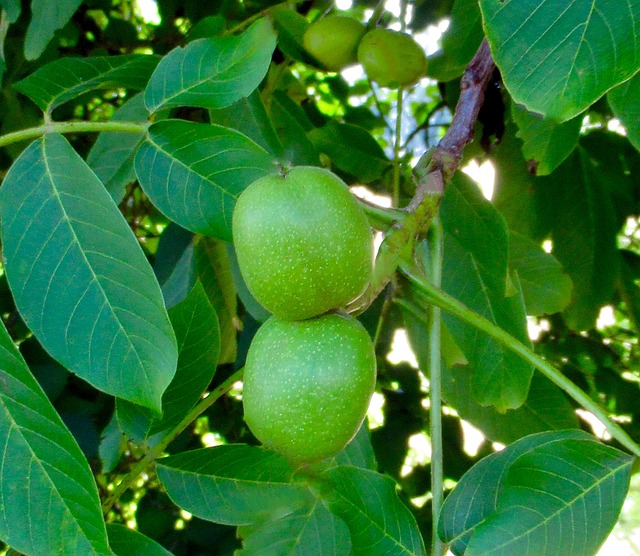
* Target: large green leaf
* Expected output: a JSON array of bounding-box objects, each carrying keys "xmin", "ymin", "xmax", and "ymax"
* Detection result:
[
  {"xmin": 608, "ymin": 70, "xmax": 640, "ymax": 153},
  {"xmin": 322, "ymin": 466, "xmax": 426, "ymax": 556},
  {"xmin": 0, "ymin": 135, "xmax": 177, "ymax": 411},
  {"xmin": 107, "ymin": 524, "xmax": 172, "ymax": 556},
  {"xmin": 0, "ymin": 321, "xmax": 110, "ymax": 555},
  {"xmin": 437, "ymin": 177, "xmax": 533, "ymax": 411},
  {"xmin": 117, "ymin": 281, "xmax": 220, "ymax": 442},
  {"xmin": 144, "ymin": 18, "xmax": 276, "ymax": 113},
  {"xmin": 24, "ymin": 0, "xmax": 82, "ymax": 60},
  {"xmin": 480, "ymin": 0, "xmax": 640, "ymax": 121},
  {"xmin": 156, "ymin": 445, "xmax": 311, "ymax": 525},
  {"xmin": 15, "ymin": 55, "xmax": 159, "ymax": 112},
  {"xmin": 537, "ymin": 150, "xmax": 620, "ymax": 329},
  {"xmin": 134, "ymin": 119, "xmax": 278, "ymax": 241},
  {"xmin": 87, "ymin": 93, "xmax": 149, "ymax": 204},
  {"xmin": 238, "ymin": 499, "xmax": 351, "ymax": 556},
  {"xmin": 511, "ymin": 103, "xmax": 582, "ymax": 176},
  {"xmin": 308, "ymin": 121, "xmax": 391, "ymax": 183},
  {"xmin": 467, "ymin": 437, "xmax": 633, "ymax": 555},
  {"xmin": 508, "ymin": 231, "xmax": 572, "ymax": 316},
  {"xmin": 438, "ymin": 430, "xmax": 624, "ymax": 554},
  {"xmin": 333, "ymin": 421, "xmax": 377, "ymax": 470},
  {"xmin": 426, "ymin": 0, "xmax": 483, "ymax": 82}
]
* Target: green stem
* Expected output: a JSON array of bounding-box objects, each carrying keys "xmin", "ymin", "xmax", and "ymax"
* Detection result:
[
  {"xmin": 392, "ymin": 88, "xmax": 404, "ymax": 208},
  {"xmin": 427, "ymin": 219, "xmax": 445, "ymax": 556},
  {"xmin": 358, "ymin": 197, "xmax": 406, "ymax": 230},
  {"xmin": 0, "ymin": 121, "xmax": 148, "ymax": 149},
  {"xmin": 101, "ymin": 369, "xmax": 244, "ymax": 514},
  {"xmin": 398, "ymin": 264, "xmax": 640, "ymax": 458}
]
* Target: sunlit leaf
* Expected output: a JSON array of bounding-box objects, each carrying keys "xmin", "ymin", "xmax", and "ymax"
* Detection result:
[{"xmin": 144, "ymin": 18, "xmax": 276, "ymax": 113}]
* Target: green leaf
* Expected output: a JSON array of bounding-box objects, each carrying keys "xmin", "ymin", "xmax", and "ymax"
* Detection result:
[
  {"xmin": 511, "ymin": 103, "xmax": 582, "ymax": 176},
  {"xmin": 492, "ymin": 122, "xmax": 548, "ymax": 240},
  {"xmin": 99, "ymin": 414, "xmax": 126, "ymax": 474},
  {"xmin": 117, "ymin": 281, "xmax": 220, "ymax": 442},
  {"xmin": 271, "ymin": 91, "xmax": 321, "ymax": 166},
  {"xmin": 144, "ymin": 18, "xmax": 276, "ymax": 113},
  {"xmin": 480, "ymin": 0, "xmax": 640, "ymax": 121},
  {"xmin": 0, "ymin": 0, "xmax": 20, "ymax": 23},
  {"xmin": 107, "ymin": 523, "xmax": 172, "ymax": 555},
  {"xmin": 467, "ymin": 438, "xmax": 633, "ymax": 555},
  {"xmin": 321, "ymin": 466, "xmax": 426, "ymax": 556},
  {"xmin": 24, "ymin": 0, "xmax": 82, "ymax": 60},
  {"xmin": 537, "ymin": 150, "xmax": 620, "ymax": 329},
  {"xmin": 156, "ymin": 445, "xmax": 311, "ymax": 525},
  {"xmin": 227, "ymin": 244, "xmax": 271, "ymax": 322},
  {"xmin": 87, "ymin": 93, "xmax": 149, "ymax": 204},
  {"xmin": 134, "ymin": 119, "xmax": 277, "ymax": 241},
  {"xmin": 0, "ymin": 320, "xmax": 110, "ymax": 555},
  {"xmin": 308, "ymin": 121, "xmax": 391, "ymax": 183},
  {"xmin": 509, "ymin": 231, "xmax": 573, "ymax": 316},
  {"xmin": 209, "ymin": 90, "xmax": 284, "ymax": 156},
  {"xmin": 437, "ymin": 177, "xmax": 533, "ymax": 411},
  {"xmin": 438, "ymin": 430, "xmax": 592, "ymax": 553},
  {"xmin": 270, "ymin": 5, "xmax": 314, "ymax": 64},
  {"xmin": 238, "ymin": 499, "xmax": 351, "ymax": 556},
  {"xmin": 0, "ymin": 135, "xmax": 177, "ymax": 411},
  {"xmin": 426, "ymin": 0, "xmax": 483, "ymax": 82},
  {"xmin": 194, "ymin": 238, "xmax": 237, "ymax": 364},
  {"xmin": 609, "ymin": 70, "xmax": 640, "ymax": 153},
  {"xmin": 15, "ymin": 55, "xmax": 159, "ymax": 112},
  {"xmin": 442, "ymin": 369, "xmax": 578, "ymax": 444},
  {"xmin": 333, "ymin": 421, "xmax": 377, "ymax": 470}
]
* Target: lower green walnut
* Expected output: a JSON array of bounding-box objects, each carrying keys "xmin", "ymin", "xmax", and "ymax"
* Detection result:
[{"xmin": 242, "ymin": 313, "xmax": 376, "ymax": 464}]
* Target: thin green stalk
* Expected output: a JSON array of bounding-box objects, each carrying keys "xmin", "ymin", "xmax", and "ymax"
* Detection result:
[
  {"xmin": 0, "ymin": 120, "xmax": 148, "ymax": 149},
  {"xmin": 427, "ymin": 219, "xmax": 445, "ymax": 556},
  {"xmin": 102, "ymin": 369, "xmax": 244, "ymax": 514},
  {"xmin": 398, "ymin": 264, "xmax": 640, "ymax": 458},
  {"xmin": 392, "ymin": 88, "xmax": 404, "ymax": 207}
]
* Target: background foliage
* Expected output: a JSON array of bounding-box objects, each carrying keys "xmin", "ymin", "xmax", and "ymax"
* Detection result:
[{"xmin": 0, "ymin": 0, "xmax": 639, "ymax": 554}]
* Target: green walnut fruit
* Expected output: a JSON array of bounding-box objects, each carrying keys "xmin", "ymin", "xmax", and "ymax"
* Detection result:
[
  {"xmin": 303, "ymin": 15, "xmax": 366, "ymax": 71},
  {"xmin": 357, "ymin": 28, "xmax": 427, "ymax": 87},
  {"xmin": 232, "ymin": 166, "xmax": 373, "ymax": 321},
  {"xmin": 242, "ymin": 313, "xmax": 376, "ymax": 464}
]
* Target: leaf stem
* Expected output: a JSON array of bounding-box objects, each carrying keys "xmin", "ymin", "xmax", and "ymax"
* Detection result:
[
  {"xmin": 398, "ymin": 264, "xmax": 640, "ymax": 458},
  {"xmin": 392, "ymin": 88, "xmax": 404, "ymax": 208},
  {"xmin": 0, "ymin": 121, "xmax": 149, "ymax": 149},
  {"xmin": 101, "ymin": 369, "xmax": 244, "ymax": 514},
  {"xmin": 427, "ymin": 219, "xmax": 445, "ymax": 556}
]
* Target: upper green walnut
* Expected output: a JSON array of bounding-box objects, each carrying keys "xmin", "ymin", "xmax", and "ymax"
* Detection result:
[
  {"xmin": 303, "ymin": 15, "xmax": 366, "ymax": 72},
  {"xmin": 242, "ymin": 313, "xmax": 376, "ymax": 464},
  {"xmin": 357, "ymin": 28, "xmax": 427, "ymax": 87},
  {"xmin": 232, "ymin": 166, "xmax": 373, "ymax": 321}
]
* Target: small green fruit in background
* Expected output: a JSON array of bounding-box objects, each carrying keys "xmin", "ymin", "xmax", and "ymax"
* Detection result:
[
  {"xmin": 358, "ymin": 28, "xmax": 427, "ymax": 87},
  {"xmin": 242, "ymin": 314, "xmax": 376, "ymax": 464},
  {"xmin": 303, "ymin": 15, "xmax": 366, "ymax": 72},
  {"xmin": 232, "ymin": 166, "xmax": 373, "ymax": 321}
]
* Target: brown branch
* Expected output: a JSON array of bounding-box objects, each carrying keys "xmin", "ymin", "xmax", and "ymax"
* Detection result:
[{"xmin": 348, "ymin": 40, "xmax": 496, "ymax": 315}]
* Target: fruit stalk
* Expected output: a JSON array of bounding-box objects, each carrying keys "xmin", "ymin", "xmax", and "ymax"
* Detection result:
[{"xmin": 353, "ymin": 40, "xmax": 496, "ymax": 314}]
